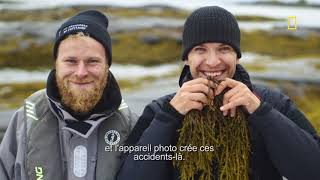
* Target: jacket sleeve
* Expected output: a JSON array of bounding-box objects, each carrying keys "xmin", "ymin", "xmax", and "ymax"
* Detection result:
[
  {"xmin": 249, "ymin": 89, "xmax": 320, "ymax": 180},
  {"xmin": 117, "ymin": 100, "xmax": 184, "ymax": 180},
  {"xmin": 0, "ymin": 109, "xmax": 25, "ymax": 180}
]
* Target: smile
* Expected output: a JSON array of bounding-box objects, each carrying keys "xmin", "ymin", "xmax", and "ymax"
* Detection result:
[
  {"xmin": 70, "ymin": 81, "xmax": 93, "ymax": 87},
  {"xmin": 71, "ymin": 81, "xmax": 92, "ymax": 84},
  {"xmin": 202, "ymin": 71, "xmax": 223, "ymax": 77}
]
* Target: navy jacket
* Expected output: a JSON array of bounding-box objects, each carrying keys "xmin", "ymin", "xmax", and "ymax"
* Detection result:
[{"xmin": 117, "ymin": 65, "xmax": 320, "ymax": 180}]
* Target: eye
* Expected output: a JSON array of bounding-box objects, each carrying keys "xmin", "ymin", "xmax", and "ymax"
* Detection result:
[
  {"xmin": 87, "ymin": 59, "xmax": 100, "ymax": 64},
  {"xmin": 64, "ymin": 59, "xmax": 77, "ymax": 64},
  {"xmin": 219, "ymin": 46, "xmax": 233, "ymax": 54},
  {"xmin": 194, "ymin": 46, "xmax": 206, "ymax": 54}
]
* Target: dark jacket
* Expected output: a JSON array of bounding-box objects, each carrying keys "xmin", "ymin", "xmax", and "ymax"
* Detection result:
[{"xmin": 117, "ymin": 65, "xmax": 320, "ymax": 180}]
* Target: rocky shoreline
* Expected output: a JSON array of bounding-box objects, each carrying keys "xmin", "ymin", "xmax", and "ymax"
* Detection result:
[
  {"xmin": 0, "ymin": 4, "xmax": 319, "ymax": 134},
  {"xmin": 1, "ymin": 5, "xmax": 319, "ymax": 69}
]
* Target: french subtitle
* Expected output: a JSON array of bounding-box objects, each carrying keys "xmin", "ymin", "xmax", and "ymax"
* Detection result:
[
  {"xmin": 105, "ymin": 144, "xmax": 214, "ymax": 161},
  {"xmin": 133, "ymin": 153, "xmax": 183, "ymax": 161}
]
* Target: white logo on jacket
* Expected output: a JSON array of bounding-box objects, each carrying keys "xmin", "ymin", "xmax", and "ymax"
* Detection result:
[
  {"xmin": 104, "ymin": 130, "xmax": 121, "ymax": 146},
  {"xmin": 74, "ymin": 145, "xmax": 87, "ymax": 177}
]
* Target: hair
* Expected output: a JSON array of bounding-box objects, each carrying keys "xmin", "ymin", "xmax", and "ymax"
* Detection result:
[
  {"xmin": 55, "ymin": 32, "xmax": 109, "ymax": 64},
  {"xmin": 54, "ymin": 32, "xmax": 90, "ymax": 62},
  {"xmin": 65, "ymin": 31, "xmax": 90, "ymax": 39}
]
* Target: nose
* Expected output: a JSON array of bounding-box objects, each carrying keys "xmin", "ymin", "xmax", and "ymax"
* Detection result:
[
  {"xmin": 205, "ymin": 49, "xmax": 221, "ymax": 66},
  {"xmin": 75, "ymin": 61, "xmax": 88, "ymax": 78}
]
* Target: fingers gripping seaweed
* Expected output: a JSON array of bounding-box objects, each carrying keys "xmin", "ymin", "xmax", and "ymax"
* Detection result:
[{"xmin": 174, "ymin": 77, "xmax": 250, "ymax": 180}]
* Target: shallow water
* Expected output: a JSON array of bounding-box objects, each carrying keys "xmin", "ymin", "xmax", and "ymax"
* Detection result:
[
  {"xmin": 0, "ymin": 63, "xmax": 180, "ymax": 83},
  {"xmin": 0, "ymin": 53, "xmax": 318, "ymax": 84},
  {"xmin": 1, "ymin": 0, "xmax": 320, "ymax": 28}
]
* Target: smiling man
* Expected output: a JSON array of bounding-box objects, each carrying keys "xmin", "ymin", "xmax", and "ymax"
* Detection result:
[
  {"xmin": 117, "ymin": 6, "xmax": 320, "ymax": 180},
  {"xmin": 55, "ymin": 33, "xmax": 109, "ymax": 117},
  {"xmin": 0, "ymin": 10, "xmax": 137, "ymax": 180}
]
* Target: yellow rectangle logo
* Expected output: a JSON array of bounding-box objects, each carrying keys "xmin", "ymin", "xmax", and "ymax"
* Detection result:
[{"xmin": 288, "ymin": 16, "xmax": 297, "ymax": 30}]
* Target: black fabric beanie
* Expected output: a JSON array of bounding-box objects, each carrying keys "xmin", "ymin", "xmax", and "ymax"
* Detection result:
[
  {"xmin": 53, "ymin": 10, "xmax": 112, "ymax": 66},
  {"xmin": 182, "ymin": 6, "xmax": 241, "ymax": 60}
]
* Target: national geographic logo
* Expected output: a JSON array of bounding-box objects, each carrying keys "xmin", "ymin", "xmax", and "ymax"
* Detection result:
[{"xmin": 288, "ymin": 16, "xmax": 297, "ymax": 30}]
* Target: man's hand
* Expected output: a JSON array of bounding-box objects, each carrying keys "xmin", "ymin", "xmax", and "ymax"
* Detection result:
[
  {"xmin": 170, "ymin": 78, "xmax": 214, "ymax": 115},
  {"xmin": 215, "ymin": 78, "xmax": 261, "ymax": 116}
]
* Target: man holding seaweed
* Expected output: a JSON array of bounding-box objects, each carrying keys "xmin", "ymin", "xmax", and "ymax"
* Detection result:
[{"xmin": 117, "ymin": 6, "xmax": 320, "ymax": 180}]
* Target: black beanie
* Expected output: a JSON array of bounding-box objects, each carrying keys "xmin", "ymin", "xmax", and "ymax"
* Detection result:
[
  {"xmin": 182, "ymin": 6, "xmax": 241, "ymax": 60},
  {"xmin": 53, "ymin": 10, "xmax": 112, "ymax": 66}
]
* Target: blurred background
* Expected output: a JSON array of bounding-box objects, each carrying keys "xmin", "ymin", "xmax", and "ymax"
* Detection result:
[{"xmin": 0, "ymin": 0, "xmax": 319, "ymax": 141}]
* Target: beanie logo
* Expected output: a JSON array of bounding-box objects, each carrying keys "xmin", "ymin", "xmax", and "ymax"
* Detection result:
[{"xmin": 59, "ymin": 24, "xmax": 88, "ymax": 36}]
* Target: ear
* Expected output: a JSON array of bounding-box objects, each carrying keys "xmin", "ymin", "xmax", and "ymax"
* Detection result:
[
  {"xmin": 184, "ymin": 59, "xmax": 189, "ymax": 65},
  {"xmin": 236, "ymin": 58, "xmax": 240, "ymax": 64},
  {"xmin": 54, "ymin": 60, "xmax": 58, "ymax": 68}
]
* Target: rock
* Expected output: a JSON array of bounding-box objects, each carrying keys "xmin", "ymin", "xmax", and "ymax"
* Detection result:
[
  {"xmin": 0, "ymin": 86, "xmax": 12, "ymax": 96},
  {"xmin": 139, "ymin": 35, "xmax": 161, "ymax": 44},
  {"xmin": 175, "ymin": 38, "xmax": 182, "ymax": 45},
  {"xmin": 111, "ymin": 37, "xmax": 119, "ymax": 44},
  {"xmin": 35, "ymin": 37, "xmax": 52, "ymax": 46},
  {"xmin": 108, "ymin": 16, "xmax": 184, "ymax": 33},
  {"xmin": 272, "ymin": 26, "xmax": 320, "ymax": 39},
  {"xmin": 18, "ymin": 41, "xmax": 31, "ymax": 50}
]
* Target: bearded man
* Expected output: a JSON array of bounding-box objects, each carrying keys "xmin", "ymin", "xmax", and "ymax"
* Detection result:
[
  {"xmin": 117, "ymin": 6, "xmax": 320, "ymax": 180},
  {"xmin": 0, "ymin": 10, "xmax": 137, "ymax": 180}
]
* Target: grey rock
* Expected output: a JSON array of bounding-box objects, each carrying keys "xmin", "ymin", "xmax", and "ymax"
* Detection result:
[
  {"xmin": 18, "ymin": 40, "xmax": 30, "ymax": 50},
  {"xmin": 139, "ymin": 35, "xmax": 161, "ymax": 44}
]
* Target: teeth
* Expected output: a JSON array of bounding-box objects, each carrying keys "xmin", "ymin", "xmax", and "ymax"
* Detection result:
[
  {"xmin": 204, "ymin": 71, "xmax": 222, "ymax": 77},
  {"xmin": 206, "ymin": 72, "xmax": 214, "ymax": 76}
]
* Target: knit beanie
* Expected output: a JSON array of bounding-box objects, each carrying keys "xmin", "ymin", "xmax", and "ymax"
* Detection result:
[
  {"xmin": 53, "ymin": 10, "xmax": 112, "ymax": 66},
  {"xmin": 182, "ymin": 6, "xmax": 241, "ymax": 60}
]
